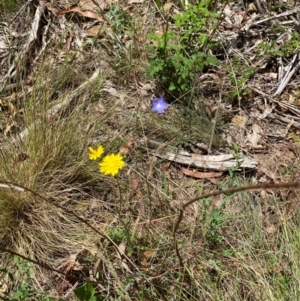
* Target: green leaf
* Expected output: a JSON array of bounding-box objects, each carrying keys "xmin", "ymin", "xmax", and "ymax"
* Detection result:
[
  {"xmin": 74, "ymin": 282, "xmax": 96, "ymax": 301},
  {"xmin": 154, "ymin": 0, "xmax": 163, "ymax": 8}
]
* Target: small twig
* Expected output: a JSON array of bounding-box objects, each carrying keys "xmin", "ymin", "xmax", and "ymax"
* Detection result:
[
  {"xmin": 277, "ymin": 57, "xmax": 283, "ymax": 82},
  {"xmin": 269, "ymin": 113, "xmax": 300, "ymax": 129},
  {"xmin": 47, "ymin": 68, "xmax": 100, "ymax": 117},
  {"xmin": 0, "ymin": 80, "xmax": 31, "ymax": 93},
  {"xmin": 173, "ymin": 181, "xmax": 300, "ymax": 267},
  {"xmin": 274, "ymin": 54, "xmax": 300, "ymax": 96},
  {"xmin": 0, "ymin": 183, "xmax": 25, "ymax": 191},
  {"xmin": 252, "ymin": 86, "xmax": 300, "ymax": 117},
  {"xmin": 250, "ymin": 7, "xmax": 300, "ymax": 27},
  {"xmin": 254, "ymin": 0, "xmax": 265, "ymax": 14}
]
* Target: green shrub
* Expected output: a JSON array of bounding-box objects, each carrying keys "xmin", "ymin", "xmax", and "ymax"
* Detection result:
[{"xmin": 147, "ymin": 0, "xmax": 222, "ymax": 98}]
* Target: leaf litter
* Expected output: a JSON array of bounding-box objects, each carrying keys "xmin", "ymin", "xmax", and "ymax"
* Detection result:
[{"xmin": 1, "ymin": 0, "xmax": 300, "ymax": 299}]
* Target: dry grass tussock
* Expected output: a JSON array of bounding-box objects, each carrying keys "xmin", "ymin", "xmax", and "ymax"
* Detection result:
[
  {"xmin": 0, "ymin": 0, "xmax": 300, "ymax": 300},
  {"xmin": 0, "ymin": 64, "xmax": 112, "ymax": 264}
]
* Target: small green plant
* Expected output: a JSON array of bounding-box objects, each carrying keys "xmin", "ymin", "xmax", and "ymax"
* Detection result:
[
  {"xmin": 258, "ymin": 40, "xmax": 284, "ymax": 57},
  {"xmin": 291, "ymin": 132, "xmax": 300, "ymax": 142},
  {"xmin": 198, "ymin": 197, "xmax": 226, "ymax": 244},
  {"xmin": 232, "ymin": 142, "xmax": 240, "ymax": 155},
  {"xmin": 227, "ymin": 143, "xmax": 244, "ymax": 186},
  {"xmin": 0, "ymin": 256, "xmax": 59, "ymax": 301},
  {"xmin": 258, "ymin": 31, "xmax": 300, "ymax": 57},
  {"xmin": 228, "ymin": 56, "xmax": 255, "ymax": 98},
  {"xmin": 207, "ymin": 205, "xmax": 226, "ymax": 244},
  {"xmin": 106, "ymin": 4, "xmax": 129, "ymax": 33},
  {"xmin": 278, "ymin": 31, "xmax": 300, "ymax": 56},
  {"xmin": 74, "ymin": 282, "xmax": 101, "ymax": 301},
  {"xmin": 147, "ymin": 0, "xmax": 220, "ymax": 97},
  {"xmin": 106, "ymin": 227, "xmax": 127, "ymax": 244}
]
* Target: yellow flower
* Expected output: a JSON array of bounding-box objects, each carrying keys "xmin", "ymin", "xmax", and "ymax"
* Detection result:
[
  {"xmin": 99, "ymin": 153, "xmax": 125, "ymax": 176},
  {"xmin": 88, "ymin": 145, "xmax": 104, "ymax": 160}
]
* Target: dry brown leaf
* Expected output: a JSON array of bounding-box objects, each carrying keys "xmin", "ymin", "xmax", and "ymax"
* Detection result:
[
  {"xmin": 231, "ymin": 114, "xmax": 248, "ymax": 128},
  {"xmin": 9, "ymin": 92, "xmax": 18, "ymax": 100},
  {"xmin": 247, "ymin": 2, "xmax": 257, "ymax": 13},
  {"xmin": 4, "ymin": 117, "xmax": 16, "ymax": 136},
  {"xmin": 101, "ymin": 87, "xmax": 119, "ymax": 97},
  {"xmin": 223, "ymin": 4, "xmax": 232, "ymax": 16},
  {"xmin": 138, "ymin": 82, "xmax": 153, "ymax": 96},
  {"xmin": 78, "ymin": 0, "xmax": 98, "ymax": 10},
  {"xmin": 131, "ymin": 179, "xmax": 139, "ymax": 190},
  {"xmin": 289, "ymin": 93, "xmax": 295, "ymax": 104},
  {"xmin": 140, "ymin": 250, "xmax": 156, "ymax": 268},
  {"xmin": 58, "ymin": 6, "xmax": 103, "ymax": 21},
  {"xmin": 68, "ymin": 253, "xmax": 80, "ymax": 271},
  {"xmin": 86, "ymin": 24, "xmax": 102, "ymax": 37},
  {"xmin": 266, "ymin": 224, "xmax": 277, "ymax": 235},
  {"xmin": 95, "ymin": 102, "xmax": 105, "ymax": 113},
  {"xmin": 180, "ymin": 167, "xmax": 222, "ymax": 179},
  {"xmin": 116, "ymin": 242, "xmax": 132, "ymax": 273},
  {"xmin": 118, "ymin": 242, "xmax": 126, "ymax": 255},
  {"xmin": 155, "ymin": 30, "xmax": 164, "ymax": 38},
  {"xmin": 163, "ymin": 2, "xmax": 173, "ymax": 13},
  {"xmin": 259, "ymin": 104, "xmax": 273, "ymax": 119},
  {"xmin": 205, "ymin": 105, "xmax": 213, "ymax": 118},
  {"xmin": 119, "ymin": 139, "xmax": 134, "ymax": 156},
  {"xmin": 12, "ymin": 153, "xmax": 29, "ymax": 170},
  {"xmin": 247, "ymin": 123, "xmax": 262, "ymax": 147}
]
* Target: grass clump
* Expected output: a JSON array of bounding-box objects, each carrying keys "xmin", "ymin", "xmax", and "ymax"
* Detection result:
[
  {"xmin": 0, "ymin": 0, "xmax": 21, "ymax": 19},
  {"xmin": 0, "ymin": 57, "xmax": 110, "ymax": 276}
]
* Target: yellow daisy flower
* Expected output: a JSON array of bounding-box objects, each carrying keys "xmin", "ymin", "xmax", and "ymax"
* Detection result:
[
  {"xmin": 88, "ymin": 145, "xmax": 104, "ymax": 160},
  {"xmin": 99, "ymin": 153, "xmax": 125, "ymax": 176}
]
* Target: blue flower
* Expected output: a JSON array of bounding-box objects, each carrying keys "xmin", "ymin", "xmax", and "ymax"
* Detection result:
[{"xmin": 151, "ymin": 96, "xmax": 169, "ymax": 114}]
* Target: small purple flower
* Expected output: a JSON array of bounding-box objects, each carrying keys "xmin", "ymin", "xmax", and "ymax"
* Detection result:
[{"xmin": 151, "ymin": 96, "xmax": 169, "ymax": 114}]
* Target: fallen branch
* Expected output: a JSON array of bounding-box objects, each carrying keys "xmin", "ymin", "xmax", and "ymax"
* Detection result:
[
  {"xmin": 47, "ymin": 68, "xmax": 100, "ymax": 117},
  {"xmin": 10, "ymin": 68, "xmax": 100, "ymax": 145},
  {"xmin": 142, "ymin": 138, "xmax": 257, "ymax": 171}
]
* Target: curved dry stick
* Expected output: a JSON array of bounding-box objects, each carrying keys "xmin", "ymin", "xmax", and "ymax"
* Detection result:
[
  {"xmin": 173, "ymin": 181, "xmax": 300, "ymax": 267},
  {"xmin": 0, "ymin": 181, "xmax": 138, "ymax": 272}
]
